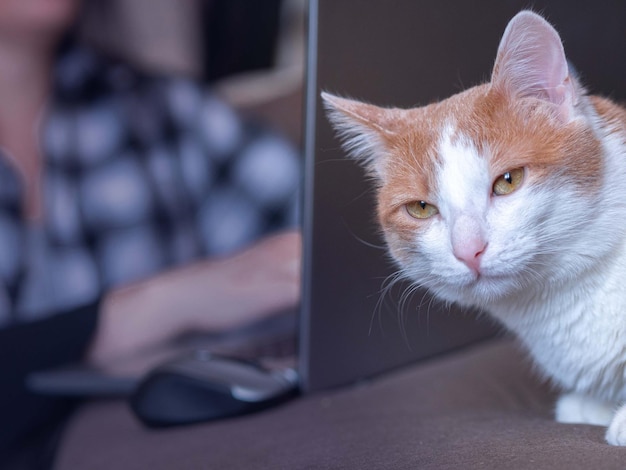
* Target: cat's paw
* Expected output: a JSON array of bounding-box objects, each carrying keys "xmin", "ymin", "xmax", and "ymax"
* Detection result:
[
  {"xmin": 555, "ymin": 393, "xmax": 614, "ymax": 426},
  {"xmin": 606, "ymin": 405, "xmax": 626, "ymax": 446}
]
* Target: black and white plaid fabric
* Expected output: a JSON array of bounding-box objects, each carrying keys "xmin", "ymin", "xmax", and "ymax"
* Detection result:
[{"xmin": 0, "ymin": 45, "xmax": 300, "ymax": 326}]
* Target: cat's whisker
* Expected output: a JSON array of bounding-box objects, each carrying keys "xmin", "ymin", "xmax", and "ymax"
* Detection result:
[
  {"xmin": 345, "ymin": 228, "xmax": 388, "ymax": 251},
  {"xmin": 397, "ymin": 282, "xmax": 425, "ymax": 346},
  {"xmin": 370, "ymin": 270, "xmax": 409, "ymax": 336}
]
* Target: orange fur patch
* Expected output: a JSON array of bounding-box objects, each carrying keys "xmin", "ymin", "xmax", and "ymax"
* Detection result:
[
  {"xmin": 591, "ymin": 96, "xmax": 626, "ymax": 138},
  {"xmin": 457, "ymin": 86, "xmax": 604, "ymax": 191},
  {"xmin": 375, "ymin": 85, "xmax": 613, "ymax": 239}
]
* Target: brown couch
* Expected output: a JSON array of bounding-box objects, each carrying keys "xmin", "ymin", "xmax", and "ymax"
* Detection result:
[{"xmin": 54, "ymin": 338, "xmax": 626, "ymax": 469}]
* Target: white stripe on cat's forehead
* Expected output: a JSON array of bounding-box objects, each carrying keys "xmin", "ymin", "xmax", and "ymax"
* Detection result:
[{"xmin": 436, "ymin": 126, "xmax": 490, "ymax": 213}]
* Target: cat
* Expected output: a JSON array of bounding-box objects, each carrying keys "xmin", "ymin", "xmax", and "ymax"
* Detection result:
[{"xmin": 322, "ymin": 11, "xmax": 626, "ymax": 445}]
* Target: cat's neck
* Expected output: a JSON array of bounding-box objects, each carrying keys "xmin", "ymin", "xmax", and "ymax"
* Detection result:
[
  {"xmin": 490, "ymin": 230, "xmax": 626, "ymax": 334},
  {"xmin": 488, "ymin": 236, "xmax": 626, "ymax": 402}
]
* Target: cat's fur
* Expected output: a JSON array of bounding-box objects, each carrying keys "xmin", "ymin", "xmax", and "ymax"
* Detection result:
[{"xmin": 323, "ymin": 11, "xmax": 626, "ymax": 445}]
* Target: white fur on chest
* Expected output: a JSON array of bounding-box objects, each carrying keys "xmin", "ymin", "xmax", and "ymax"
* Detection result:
[{"xmin": 490, "ymin": 248, "xmax": 626, "ymax": 403}]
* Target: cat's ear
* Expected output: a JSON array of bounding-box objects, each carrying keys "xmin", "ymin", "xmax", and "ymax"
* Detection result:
[
  {"xmin": 491, "ymin": 11, "xmax": 576, "ymax": 122},
  {"xmin": 322, "ymin": 92, "xmax": 400, "ymax": 179}
]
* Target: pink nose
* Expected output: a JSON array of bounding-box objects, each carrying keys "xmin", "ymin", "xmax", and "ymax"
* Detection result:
[{"xmin": 453, "ymin": 239, "xmax": 487, "ymax": 273}]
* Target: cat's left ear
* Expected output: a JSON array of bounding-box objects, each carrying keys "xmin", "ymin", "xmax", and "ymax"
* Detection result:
[
  {"xmin": 322, "ymin": 92, "xmax": 401, "ymax": 180},
  {"xmin": 491, "ymin": 11, "xmax": 577, "ymax": 122}
]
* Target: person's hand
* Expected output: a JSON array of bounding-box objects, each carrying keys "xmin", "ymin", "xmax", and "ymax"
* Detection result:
[
  {"xmin": 187, "ymin": 229, "xmax": 301, "ymax": 330},
  {"xmin": 87, "ymin": 230, "xmax": 301, "ymax": 366}
]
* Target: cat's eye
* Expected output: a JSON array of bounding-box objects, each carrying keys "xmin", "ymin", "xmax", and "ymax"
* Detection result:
[
  {"xmin": 406, "ymin": 200, "xmax": 439, "ymax": 219},
  {"xmin": 493, "ymin": 168, "xmax": 524, "ymax": 196}
]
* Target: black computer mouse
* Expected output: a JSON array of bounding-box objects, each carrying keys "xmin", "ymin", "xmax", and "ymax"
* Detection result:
[{"xmin": 130, "ymin": 350, "xmax": 298, "ymax": 427}]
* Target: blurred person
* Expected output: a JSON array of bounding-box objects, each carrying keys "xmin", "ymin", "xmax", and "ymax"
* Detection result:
[{"xmin": 0, "ymin": 0, "xmax": 301, "ymax": 468}]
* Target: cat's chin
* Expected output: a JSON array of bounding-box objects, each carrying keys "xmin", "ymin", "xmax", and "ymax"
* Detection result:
[{"xmin": 428, "ymin": 272, "xmax": 523, "ymax": 308}]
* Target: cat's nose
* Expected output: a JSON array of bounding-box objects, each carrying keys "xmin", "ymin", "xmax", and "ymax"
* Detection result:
[
  {"xmin": 453, "ymin": 238, "xmax": 487, "ymax": 273},
  {"xmin": 451, "ymin": 215, "xmax": 488, "ymax": 273}
]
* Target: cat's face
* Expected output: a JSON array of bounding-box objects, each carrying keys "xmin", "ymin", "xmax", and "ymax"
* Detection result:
[
  {"xmin": 323, "ymin": 11, "xmax": 608, "ymax": 308},
  {"xmin": 367, "ymin": 87, "xmax": 601, "ymax": 307}
]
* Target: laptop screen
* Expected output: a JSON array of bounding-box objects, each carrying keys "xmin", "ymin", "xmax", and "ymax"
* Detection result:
[{"xmin": 299, "ymin": 0, "xmax": 497, "ymax": 392}]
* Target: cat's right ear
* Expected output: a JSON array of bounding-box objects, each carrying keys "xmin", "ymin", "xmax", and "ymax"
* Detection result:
[
  {"xmin": 490, "ymin": 11, "xmax": 576, "ymax": 122},
  {"xmin": 321, "ymin": 92, "xmax": 398, "ymax": 180}
]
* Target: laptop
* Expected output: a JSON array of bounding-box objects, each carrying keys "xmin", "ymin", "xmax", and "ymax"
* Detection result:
[{"xmin": 31, "ymin": 0, "xmax": 624, "ymax": 410}]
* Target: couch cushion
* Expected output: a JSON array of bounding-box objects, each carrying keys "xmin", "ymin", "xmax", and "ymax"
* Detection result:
[{"xmin": 54, "ymin": 339, "xmax": 626, "ymax": 469}]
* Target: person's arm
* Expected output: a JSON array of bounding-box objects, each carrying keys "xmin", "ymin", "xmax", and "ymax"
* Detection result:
[
  {"xmin": 87, "ymin": 230, "xmax": 301, "ymax": 366},
  {"xmin": 0, "ymin": 301, "xmax": 99, "ymax": 467},
  {"xmin": 0, "ymin": 230, "xmax": 299, "ymax": 466}
]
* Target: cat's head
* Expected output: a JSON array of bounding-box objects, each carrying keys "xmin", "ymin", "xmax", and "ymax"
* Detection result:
[{"xmin": 323, "ymin": 11, "xmax": 609, "ymax": 308}]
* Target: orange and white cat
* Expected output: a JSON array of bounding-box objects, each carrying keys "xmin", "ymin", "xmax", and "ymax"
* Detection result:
[{"xmin": 323, "ymin": 11, "xmax": 626, "ymax": 445}]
